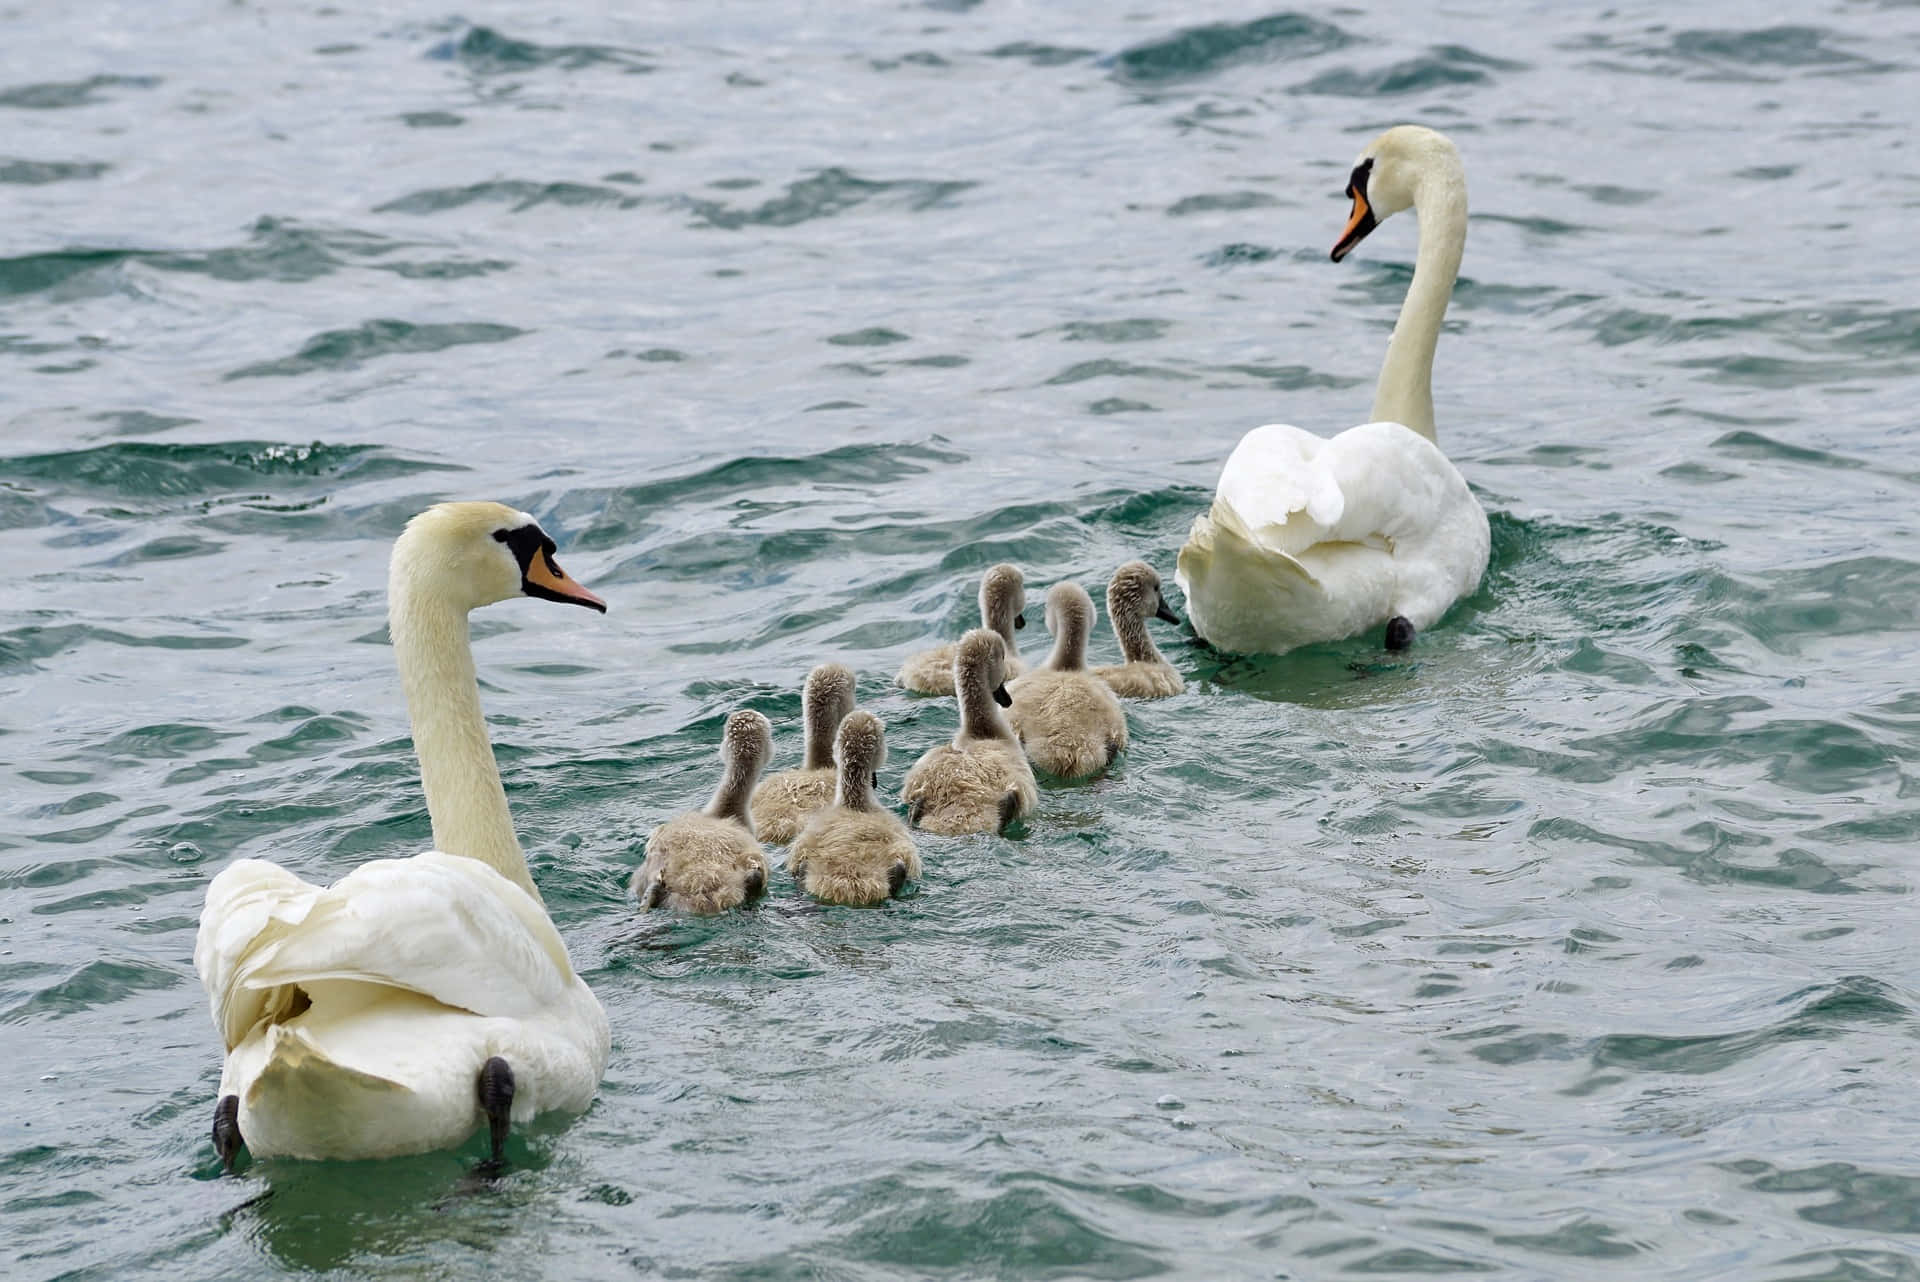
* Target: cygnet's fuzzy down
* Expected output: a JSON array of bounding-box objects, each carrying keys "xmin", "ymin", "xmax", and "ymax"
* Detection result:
[
  {"xmin": 634, "ymin": 709, "xmax": 773, "ymax": 913},
  {"xmin": 790, "ymin": 710, "xmax": 921, "ymax": 905}
]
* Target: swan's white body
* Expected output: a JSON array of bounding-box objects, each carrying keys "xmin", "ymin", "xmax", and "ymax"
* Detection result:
[
  {"xmin": 193, "ymin": 503, "xmax": 611, "ymax": 1162},
  {"xmin": 1177, "ymin": 126, "xmax": 1490, "ymax": 655},
  {"xmin": 196, "ymin": 855, "xmax": 607, "ymax": 1159}
]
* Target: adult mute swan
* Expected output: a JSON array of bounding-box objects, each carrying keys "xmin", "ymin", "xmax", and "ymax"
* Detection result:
[
  {"xmin": 1176, "ymin": 125, "xmax": 1491, "ymax": 655},
  {"xmin": 193, "ymin": 502, "xmax": 612, "ymax": 1170}
]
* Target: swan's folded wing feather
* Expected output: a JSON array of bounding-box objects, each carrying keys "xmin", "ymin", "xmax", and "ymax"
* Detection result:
[
  {"xmin": 1213, "ymin": 425, "xmax": 1348, "ymax": 557},
  {"xmin": 196, "ymin": 859, "xmax": 326, "ymax": 1050},
  {"xmin": 1319, "ymin": 421, "xmax": 1462, "ymax": 546},
  {"xmin": 202, "ymin": 853, "xmax": 576, "ymax": 1048}
]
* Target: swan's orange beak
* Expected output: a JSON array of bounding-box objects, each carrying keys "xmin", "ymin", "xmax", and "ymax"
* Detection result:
[
  {"xmin": 1331, "ymin": 188, "xmax": 1376, "ymax": 263},
  {"xmin": 526, "ymin": 552, "xmax": 606, "ymax": 613}
]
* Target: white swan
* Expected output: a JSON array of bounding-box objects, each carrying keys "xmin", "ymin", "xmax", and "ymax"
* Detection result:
[
  {"xmin": 193, "ymin": 502, "xmax": 612, "ymax": 1169},
  {"xmin": 1176, "ymin": 125, "xmax": 1491, "ymax": 655}
]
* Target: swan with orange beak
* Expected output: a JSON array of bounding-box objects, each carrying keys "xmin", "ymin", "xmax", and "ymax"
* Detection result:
[{"xmin": 1176, "ymin": 125, "xmax": 1491, "ymax": 656}]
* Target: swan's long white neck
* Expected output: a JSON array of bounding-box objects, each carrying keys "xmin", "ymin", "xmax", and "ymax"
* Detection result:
[
  {"xmin": 1369, "ymin": 161, "xmax": 1467, "ymax": 443},
  {"xmin": 388, "ymin": 561, "xmax": 539, "ymax": 902}
]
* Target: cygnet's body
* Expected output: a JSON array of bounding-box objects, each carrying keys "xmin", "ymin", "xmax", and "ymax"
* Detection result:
[
  {"xmin": 900, "ymin": 630, "xmax": 1037, "ymax": 835},
  {"xmin": 897, "ymin": 564, "xmax": 1027, "ymax": 695},
  {"xmin": 1008, "ymin": 582, "xmax": 1129, "ymax": 778},
  {"xmin": 634, "ymin": 710, "xmax": 772, "ymax": 913},
  {"xmin": 789, "ymin": 710, "xmax": 921, "ymax": 905},
  {"xmin": 1093, "ymin": 561, "xmax": 1186, "ymax": 699},
  {"xmin": 750, "ymin": 663, "xmax": 855, "ymax": 846}
]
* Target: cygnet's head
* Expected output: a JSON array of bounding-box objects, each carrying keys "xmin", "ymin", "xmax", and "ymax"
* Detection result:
[
  {"xmin": 955, "ymin": 628, "xmax": 1013, "ymax": 708},
  {"xmin": 1108, "ymin": 561, "xmax": 1181, "ymax": 627},
  {"xmin": 834, "ymin": 709, "xmax": 886, "ymax": 792},
  {"xmin": 981, "ymin": 564, "xmax": 1027, "ymax": 634},
  {"xmin": 1330, "ymin": 124, "xmax": 1461, "ymax": 263},
  {"xmin": 720, "ymin": 708, "xmax": 774, "ymax": 779},
  {"xmin": 804, "ymin": 663, "xmax": 857, "ymax": 723},
  {"xmin": 392, "ymin": 501, "xmax": 606, "ymax": 615},
  {"xmin": 1044, "ymin": 581, "xmax": 1096, "ymax": 644}
]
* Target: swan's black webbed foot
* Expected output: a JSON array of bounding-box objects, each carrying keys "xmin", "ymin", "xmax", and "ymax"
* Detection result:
[
  {"xmin": 1384, "ymin": 616, "xmax": 1416, "ymax": 651},
  {"xmin": 475, "ymin": 1056, "xmax": 516, "ymax": 1177},
  {"xmin": 212, "ymin": 1094, "xmax": 244, "ymax": 1173}
]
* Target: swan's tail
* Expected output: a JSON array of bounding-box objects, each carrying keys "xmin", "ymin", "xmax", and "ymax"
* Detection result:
[
  {"xmin": 1178, "ymin": 505, "xmax": 1329, "ymax": 654},
  {"xmin": 230, "ymin": 1020, "xmax": 453, "ymax": 1161}
]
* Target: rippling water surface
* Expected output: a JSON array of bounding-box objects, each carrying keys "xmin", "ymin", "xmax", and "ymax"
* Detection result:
[{"xmin": 5, "ymin": 2, "xmax": 1920, "ymax": 1278}]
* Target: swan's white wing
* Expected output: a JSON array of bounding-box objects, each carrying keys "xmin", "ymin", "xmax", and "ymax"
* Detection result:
[
  {"xmin": 1214, "ymin": 421, "xmax": 1467, "ymax": 552},
  {"xmin": 197, "ymin": 853, "xmax": 576, "ymax": 1051},
  {"xmin": 1212, "ymin": 424, "xmax": 1349, "ymax": 557}
]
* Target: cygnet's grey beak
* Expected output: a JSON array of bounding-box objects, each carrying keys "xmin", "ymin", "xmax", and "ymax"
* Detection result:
[
  {"xmin": 1154, "ymin": 596, "xmax": 1181, "ymax": 625},
  {"xmin": 871, "ymin": 771, "xmax": 879, "ymax": 789},
  {"xmin": 1014, "ymin": 612, "xmax": 1026, "ymax": 630},
  {"xmin": 993, "ymin": 683, "xmax": 1012, "ymax": 708}
]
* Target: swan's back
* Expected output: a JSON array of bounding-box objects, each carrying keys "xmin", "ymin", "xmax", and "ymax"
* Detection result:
[
  {"xmin": 198, "ymin": 853, "xmax": 580, "ymax": 1051},
  {"xmin": 195, "ymin": 852, "xmax": 609, "ymax": 1159}
]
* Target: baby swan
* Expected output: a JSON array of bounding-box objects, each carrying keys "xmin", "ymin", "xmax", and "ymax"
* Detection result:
[
  {"xmin": 750, "ymin": 662, "xmax": 856, "ymax": 845},
  {"xmin": 634, "ymin": 710, "xmax": 772, "ymax": 913},
  {"xmin": 1008, "ymin": 582, "xmax": 1129, "ymax": 778},
  {"xmin": 789, "ymin": 710, "xmax": 921, "ymax": 905},
  {"xmin": 897, "ymin": 563, "xmax": 1027, "ymax": 695},
  {"xmin": 1093, "ymin": 561, "xmax": 1186, "ymax": 698},
  {"xmin": 901, "ymin": 629, "xmax": 1038, "ymax": 835}
]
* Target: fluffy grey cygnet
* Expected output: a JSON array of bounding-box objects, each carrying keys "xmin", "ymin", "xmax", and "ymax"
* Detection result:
[
  {"xmin": 896, "ymin": 564, "xmax": 1027, "ymax": 696},
  {"xmin": 1007, "ymin": 582, "xmax": 1129, "ymax": 778},
  {"xmin": 1093, "ymin": 561, "xmax": 1185, "ymax": 698},
  {"xmin": 750, "ymin": 662, "xmax": 856, "ymax": 845},
  {"xmin": 633, "ymin": 709, "xmax": 772, "ymax": 913},
  {"xmin": 789, "ymin": 710, "xmax": 921, "ymax": 906},
  {"xmin": 900, "ymin": 629, "xmax": 1037, "ymax": 835}
]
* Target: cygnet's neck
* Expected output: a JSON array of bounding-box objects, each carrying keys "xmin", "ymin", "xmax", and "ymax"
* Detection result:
[
  {"xmin": 1112, "ymin": 601, "xmax": 1164, "ymax": 666},
  {"xmin": 1046, "ymin": 609, "xmax": 1091, "ymax": 671},
  {"xmin": 802, "ymin": 677, "xmax": 848, "ymax": 771},
  {"xmin": 706, "ymin": 756, "xmax": 759, "ymax": 825},
  {"xmin": 389, "ymin": 567, "xmax": 540, "ymax": 902},
  {"xmin": 834, "ymin": 752, "xmax": 879, "ymax": 812}
]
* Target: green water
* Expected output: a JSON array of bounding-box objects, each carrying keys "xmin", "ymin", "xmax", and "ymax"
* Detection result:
[{"xmin": 4, "ymin": 3, "xmax": 1919, "ymax": 1279}]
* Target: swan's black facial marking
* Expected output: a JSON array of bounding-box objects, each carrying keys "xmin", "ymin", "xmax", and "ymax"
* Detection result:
[
  {"xmin": 993, "ymin": 682, "xmax": 1012, "ymax": 708},
  {"xmin": 495, "ymin": 522, "xmax": 606, "ymax": 612},
  {"xmin": 871, "ymin": 771, "xmax": 880, "ymax": 790},
  {"xmin": 1332, "ymin": 156, "xmax": 1379, "ymax": 263},
  {"xmin": 494, "ymin": 523, "xmax": 556, "ymax": 581},
  {"xmin": 1344, "ymin": 157, "xmax": 1374, "ymax": 203},
  {"xmin": 1014, "ymin": 612, "xmax": 1026, "ymax": 630}
]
